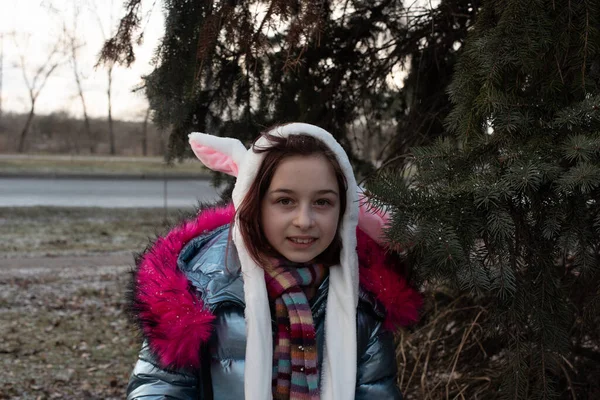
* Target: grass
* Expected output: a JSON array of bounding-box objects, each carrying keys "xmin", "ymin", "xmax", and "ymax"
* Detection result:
[
  {"xmin": 0, "ymin": 154, "xmax": 209, "ymax": 177},
  {"xmin": 0, "ymin": 206, "xmax": 196, "ymax": 399},
  {"xmin": 0, "ymin": 264, "xmax": 139, "ymax": 399},
  {"xmin": 0, "ymin": 207, "xmax": 192, "ymax": 258}
]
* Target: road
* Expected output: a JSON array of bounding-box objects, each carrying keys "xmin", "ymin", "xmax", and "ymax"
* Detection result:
[{"xmin": 0, "ymin": 177, "xmax": 220, "ymax": 208}]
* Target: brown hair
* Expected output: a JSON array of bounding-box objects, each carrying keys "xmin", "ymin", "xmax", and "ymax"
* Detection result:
[{"xmin": 235, "ymin": 130, "xmax": 348, "ymax": 267}]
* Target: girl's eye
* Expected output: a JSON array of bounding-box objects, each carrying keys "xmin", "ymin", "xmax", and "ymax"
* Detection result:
[
  {"xmin": 315, "ymin": 199, "xmax": 332, "ymax": 207},
  {"xmin": 276, "ymin": 198, "xmax": 293, "ymax": 205}
]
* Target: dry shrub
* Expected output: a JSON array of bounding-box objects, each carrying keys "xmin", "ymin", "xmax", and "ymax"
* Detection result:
[
  {"xmin": 397, "ymin": 292, "xmax": 502, "ymax": 400},
  {"xmin": 397, "ymin": 290, "xmax": 600, "ymax": 400}
]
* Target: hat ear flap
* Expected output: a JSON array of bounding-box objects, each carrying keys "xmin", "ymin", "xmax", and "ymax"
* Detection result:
[
  {"xmin": 357, "ymin": 189, "xmax": 390, "ymax": 246},
  {"xmin": 188, "ymin": 132, "xmax": 247, "ymax": 177}
]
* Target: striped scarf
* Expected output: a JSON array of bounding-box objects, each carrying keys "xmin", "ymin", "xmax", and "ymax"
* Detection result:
[{"xmin": 264, "ymin": 260, "xmax": 327, "ymax": 400}]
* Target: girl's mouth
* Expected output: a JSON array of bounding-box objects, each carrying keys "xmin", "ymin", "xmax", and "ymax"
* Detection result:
[{"xmin": 288, "ymin": 237, "xmax": 316, "ymax": 245}]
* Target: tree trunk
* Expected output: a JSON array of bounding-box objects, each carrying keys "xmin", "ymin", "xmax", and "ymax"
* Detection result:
[
  {"xmin": 82, "ymin": 107, "xmax": 93, "ymax": 154},
  {"xmin": 108, "ymin": 65, "xmax": 115, "ymax": 155},
  {"xmin": 73, "ymin": 54, "xmax": 94, "ymax": 154},
  {"xmin": 18, "ymin": 102, "xmax": 35, "ymax": 153},
  {"xmin": 158, "ymin": 128, "xmax": 167, "ymax": 157},
  {"xmin": 79, "ymin": 80, "xmax": 93, "ymax": 154},
  {"xmin": 142, "ymin": 107, "xmax": 150, "ymax": 156}
]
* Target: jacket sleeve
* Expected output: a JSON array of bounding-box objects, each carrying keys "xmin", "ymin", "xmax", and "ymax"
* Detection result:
[
  {"xmin": 126, "ymin": 341, "xmax": 200, "ymax": 400},
  {"xmin": 355, "ymin": 312, "xmax": 403, "ymax": 400}
]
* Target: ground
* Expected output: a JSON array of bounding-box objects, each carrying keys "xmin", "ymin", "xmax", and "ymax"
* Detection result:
[
  {"xmin": 0, "ymin": 207, "xmax": 187, "ymax": 400},
  {"xmin": 5, "ymin": 207, "xmax": 596, "ymax": 399},
  {"xmin": 0, "ymin": 206, "xmax": 490, "ymax": 400}
]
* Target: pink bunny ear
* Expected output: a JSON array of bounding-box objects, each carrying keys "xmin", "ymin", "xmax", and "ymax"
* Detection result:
[
  {"xmin": 357, "ymin": 189, "xmax": 390, "ymax": 246},
  {"xmin": 188, "ymin": 132, "xmax": 247, "ymax": 177}
]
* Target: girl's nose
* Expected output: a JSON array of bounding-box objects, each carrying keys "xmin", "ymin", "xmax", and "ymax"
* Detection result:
[{"xmin": 293, "ymin": 206, "xmax": 314, "ymax": 229}]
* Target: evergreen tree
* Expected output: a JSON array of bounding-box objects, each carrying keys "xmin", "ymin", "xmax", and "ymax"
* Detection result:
[
  {"xmin": 100, "ymin": 0, "xmax": 476, "ymax": 177},
  {"xmin": 368, "ymin": 0, "xmax": 600, "ymax": 398}
]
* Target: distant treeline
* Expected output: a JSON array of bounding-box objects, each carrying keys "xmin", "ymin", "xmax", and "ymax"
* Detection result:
[{"xmin": 0, "ymin": 112, "xmax": 167, "ymax": 156}]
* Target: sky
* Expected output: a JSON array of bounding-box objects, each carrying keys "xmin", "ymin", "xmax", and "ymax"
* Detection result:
[
  {"xmin": 0, "ymin": 0, "xmax": 164, "ymax": 122},
  {"xmin": 0, "ymin": 1, "xmax": 424, "ymax": 124}
]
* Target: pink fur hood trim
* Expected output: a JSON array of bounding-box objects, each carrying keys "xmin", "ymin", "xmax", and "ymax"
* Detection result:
[{"xmin": 133, "ymin": 204, "xmax": 421, "ymax": 370}]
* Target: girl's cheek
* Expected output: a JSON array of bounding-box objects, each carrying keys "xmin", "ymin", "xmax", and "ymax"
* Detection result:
[{"xmin": 265, "ymin": 206, "xmax": 280, "ymax": 216}]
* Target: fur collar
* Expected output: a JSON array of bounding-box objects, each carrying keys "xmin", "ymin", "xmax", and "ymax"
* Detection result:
[{"xmin": 132, "ymin": 204, "xmax": 421, "ymax": 371}]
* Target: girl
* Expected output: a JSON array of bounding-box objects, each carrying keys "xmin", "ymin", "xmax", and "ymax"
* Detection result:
[{"xmin": 126, "ymin": 123, "xmax": 421, "ymax": 399}]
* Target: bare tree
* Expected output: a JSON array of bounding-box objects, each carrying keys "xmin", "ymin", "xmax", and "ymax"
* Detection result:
[
  {"xmin": 64, "ymin": 4, "xmax": 95, "ymax": 154},
  {"xmin": 0, "ymin": 34, "xmax": 4, "ymax": 123},
  {"xmin": 107, "ymin": 60, "xmax": 115, "ymax": 154},
  {"xmin": 91, "ymin": 0, "xmax": 116, "ymax": 155},
  {"xmin": 13, "ymin": 34, "xmax": 66, "ymax": 153}
]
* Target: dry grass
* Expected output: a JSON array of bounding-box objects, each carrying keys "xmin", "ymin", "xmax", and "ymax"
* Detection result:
[
  {"xmin": 396, "ymin": 293, "xmax": 502, "ymax": 400},
  {"xmin": 0, "ymin": 207, "xmax": 187, "ymax": 259},
  {"xmin": 0, "ymin": 207, "xmax": 196, "ymax": 399},
  {"xmin": 396, "ymin": 291, "xmax": 600, "ymax": 400},
  {"xmin": 0, "ymin": 263, "xmax": 138, "ymax": 399},
  {"xmin": 0, "ymin": 155, "xmax": 208, "ymax": 177}
]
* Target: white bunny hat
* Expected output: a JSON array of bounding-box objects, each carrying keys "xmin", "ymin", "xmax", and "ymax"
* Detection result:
[{"xmin": 188, "ymin": 123, "xmax": 389, "ymax": 400}]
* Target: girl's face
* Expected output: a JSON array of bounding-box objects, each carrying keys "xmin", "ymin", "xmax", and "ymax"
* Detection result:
[{"xmin": 260, "ymin": 154, "xmax": 341, "ymax": 263}]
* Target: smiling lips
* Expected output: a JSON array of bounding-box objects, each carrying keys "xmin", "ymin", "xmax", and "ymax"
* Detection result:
[{"xmin": 288, "ymin": 237, "xmax": 317, "ymax": 244}]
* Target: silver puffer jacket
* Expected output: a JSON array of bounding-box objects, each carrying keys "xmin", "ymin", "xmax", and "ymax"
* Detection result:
[{"xmin": 126, "ymin": 207, "xmax": 421, "ymax": 400}]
